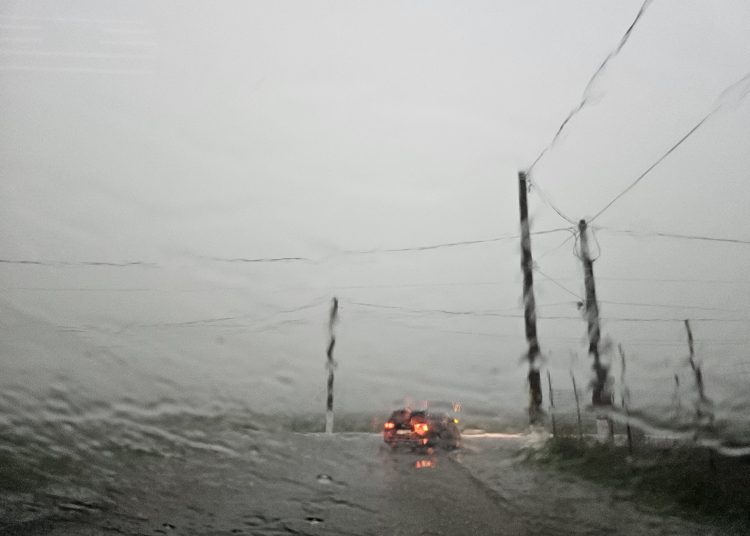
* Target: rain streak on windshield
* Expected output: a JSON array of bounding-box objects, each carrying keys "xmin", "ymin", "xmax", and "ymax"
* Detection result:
[{"xmin": 1, "ymin": 1, "xmax": 750, "ymax": 534}]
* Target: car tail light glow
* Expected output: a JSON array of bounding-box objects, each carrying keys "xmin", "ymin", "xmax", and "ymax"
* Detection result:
[
  {"xmin": 413, "ymin": 423, "xmax": 429, "ymax": 435},
  {"xmin": 384, "ymin": 421, "xmax": 395, "ymax": 430}
]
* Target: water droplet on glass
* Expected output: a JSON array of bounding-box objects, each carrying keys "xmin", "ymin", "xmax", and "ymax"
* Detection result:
[{"xmin": 316, "ymin": 474, "xmax": 333, "ymax": 484}]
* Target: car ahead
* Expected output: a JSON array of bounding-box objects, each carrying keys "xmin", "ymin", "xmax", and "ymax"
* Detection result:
[{"xmin": 383, "ymin": 409, "xmax": 461, "ymax": 450}]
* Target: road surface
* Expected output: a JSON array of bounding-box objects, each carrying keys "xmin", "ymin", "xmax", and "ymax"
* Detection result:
[{"xmin": 0, "ymin": 433, "xmax": 726, "ymax": 535}]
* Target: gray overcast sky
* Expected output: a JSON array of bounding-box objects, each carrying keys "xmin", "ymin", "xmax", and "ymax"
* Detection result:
[{"xmin": 1, "ymin": 1, "xmax": 749, "ymax": 422}]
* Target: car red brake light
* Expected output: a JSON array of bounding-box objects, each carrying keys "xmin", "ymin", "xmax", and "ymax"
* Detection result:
[
  {"xmin": 384, "ymin": 421, "xmax": 395, "ymax": 430},
  {"xmin": 413, "ymin": 423, "xmax": 429, "ymax": 435}
]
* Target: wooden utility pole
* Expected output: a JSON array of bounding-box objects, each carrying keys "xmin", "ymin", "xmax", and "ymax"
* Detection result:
[
  {"xmin": 547, "ymin": 370, "xmax": 556, "ymax": 436},
  {"xmin": 325, "ymin": 297, "xmax": 339, "ymax": 434},
  {"xmin": 518, "ymin": 171, "xmax": 543, "ymax": 422},
  {"xmin": 571, "ymin": 372, "xmax": 583, "ymax": 442},
  {"xmin": 578, "ymin": 219, "xmax": 610, "ymax": 406},
  {"xmin": 684, "ymin": 319, "xmax": 711, "ymax": 424},
  {"xmin": 684, "ymin": 319, "xmax": 703, "ymax": 412},
  {"xmin": 619, "ymin": 344, "xmax": 633, "ymax": 455},
  {"xmin": 684, "ymin": 319, "xmax": 716, "ymax": 471}
]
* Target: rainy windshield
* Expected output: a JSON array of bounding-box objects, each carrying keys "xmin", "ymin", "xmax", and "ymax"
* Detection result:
[{"xmin": 2, "ymin": 1, "xmax": 750, "ymax": 534}]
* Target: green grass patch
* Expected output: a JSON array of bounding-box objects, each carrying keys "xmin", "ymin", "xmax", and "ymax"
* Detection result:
[
  {"xmin": 528, "ymin": 437, "xmax": 750, "ymax": 531},
  {"xmin": 0, "ymin": 448, "xmax": 65, "ymax": 493}
]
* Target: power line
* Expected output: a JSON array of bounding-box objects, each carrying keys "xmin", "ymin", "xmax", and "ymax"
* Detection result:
[
  {"xmin": 343, "ymin": 227, "xmax": 571, "ymax": 255},
  {"xmin": 598, "ymin": 300, "xmax": 746, "ymax": 314},
  {"xmin": 332, "ymin": 281, "xmax": 506, "ymax": 290},
  {"xmin": 590, "ymin": 69, "xmax": 750, "ymax": 222},
  {"xmin": 347, "ymin": 300, "xmax": 750, "ymax": 323},
  {"xmin": 201, "ymin": 228, "xmax": 572, "ymax": 264},
  {"xmin": 339, "ymin": 312, "xmax": 750, "ymax": 346},
  {"xmin": 602, "ymin": 317, "xmax": 750, "ymax": 323},
  {"xmin": 112, "ymin": 295, "xmax": 329, "ymax": 332},
  {"xmin": 0, "ymin": 259, "xmax": 157, "ymax": 267},
  {"xmin": 207, "ymin": 256, "xmax": 311, "ymax": 263},
  {"xmin": 532, "ymin": 298, "xmax": 745, "ymax": 315},
  {"xmin": 533, "ymin": 266, "xmax": 583, "ymax": 300},
  {"xmin": 528, "ymin": 179, "xmax": 577, "ymax": 225},
  {"xmin": 546, "ymin": 275, "xmax": 750, "ymax": 285},
  {"xmin": 347, "ymin": 283, "xmax": 749, "ymax": 315},
  {"xmin": 621, "ymin": 341, "xmax": 750, "ymax": 347},
  {"xmin": 12, "ymin": 272, "xmax": 746, "ymax": 293},
  {"xmin": 4, "ymin": 228, "xmax": 572, "ymax": 270},
  {"xmin": 347, "ymin": 301, "xmax": 522, "ymax": 318},
  {"xmin": 527, "ymin": 0, "xmax": 654, "ymax": 175},
  {"xmin": 600, "ymin": 227, "xmax": 750, "ymax": 246},
  {"xmin": 537, "ymin": 300, "xmax": 580, "ymax": 308},
  {"xmin": 590, "ymin": 115, "xmax": 711, "ymax": 221},
  {"xmin": 537, "ymin": 229, "xmax": 578, "ymax": 261}
]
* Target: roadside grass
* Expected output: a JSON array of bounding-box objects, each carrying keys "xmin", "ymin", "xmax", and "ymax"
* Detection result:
[
  {"xmin": 0, "ymin": 449, "xmax": 51, "ymax": 492},
  {"xmin": 0, "ymin": 446, "xmax": 88, "ymax": 494},
  {"xmin": 527, "ymin": 436, "xmax": 750, "ymax": 531}
]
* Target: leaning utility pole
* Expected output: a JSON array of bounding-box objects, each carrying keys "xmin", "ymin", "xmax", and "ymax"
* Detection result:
[
  {"xmin": 684, "ymin": 319, "xmax": 712, "ymax": 426},
  {"xmin": 578, "ymin": 219, "xmax": 610, "ymax": 406},
  {"xmin": 325, "ymin": 297, "xmax": 339, "ymax": 434},
  {"xmin": 619, "ymin": 344, "xmax": 633, "ymax": 455},
  {"xmin": 518, "ymin": 171, "xmax": 543, "ymax": 422}
]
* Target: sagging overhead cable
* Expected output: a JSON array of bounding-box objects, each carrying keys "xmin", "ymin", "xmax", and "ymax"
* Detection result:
[
  {"xmin": 533, "ymin": 265, "xmax": 583, "ymax": 300},
  {"xmin": 527, "ymin": 0, "xmax": 654, "ymax": 176},
  {"xmin": 528, "ymin": 178, "xmax": 577, "ymax": 225},
  {"xmin": 590, "ymin": 70, "xmax": 750, "ymax": 222},
  {"xmin": 601, "ymin": 227, "xmax": 750, "ymax": 246},
  {"xmin": 342, "ymin": 227, "xmax": 571, "ymax": 255}
]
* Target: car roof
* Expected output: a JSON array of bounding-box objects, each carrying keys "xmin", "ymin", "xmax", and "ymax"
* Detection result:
[{"xmin": 389, "ymin": 408, "xmax": 448, "ymax": 419}]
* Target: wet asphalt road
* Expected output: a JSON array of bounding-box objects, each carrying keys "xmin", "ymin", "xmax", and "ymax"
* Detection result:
[{"xmin": 0, "ymin": 433, "xmax": 725, "ymax": 535}]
